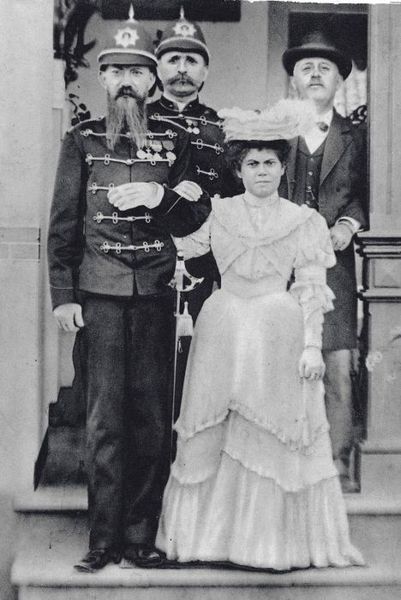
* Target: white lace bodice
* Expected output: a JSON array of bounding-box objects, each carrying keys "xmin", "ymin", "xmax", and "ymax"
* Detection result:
[{"xmin": 175, "ymin": 193, "xmax": 336, "ymax": 348}]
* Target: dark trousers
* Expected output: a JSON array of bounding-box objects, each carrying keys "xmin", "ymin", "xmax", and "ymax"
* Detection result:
[
  {"xmin": 77, "ymin": 293, "xmax": 174, "ymax": 550},
  {"xmin": 323, "ymin": 349, "xmax": 355, "ymax": 475}
]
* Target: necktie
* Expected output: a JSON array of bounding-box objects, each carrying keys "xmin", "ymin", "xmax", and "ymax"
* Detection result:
[{"xmin": 316, "ymin": 121, "xmax": 329, "ymax": 132}]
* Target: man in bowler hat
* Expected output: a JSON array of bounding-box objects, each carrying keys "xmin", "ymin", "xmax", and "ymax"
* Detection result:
[
  {"xmin": 48, "ymin": 10, "xmax": 210, "ymax": 571},
  {"xmin": 280, "ymin": 32, "xmax": 368, "ymax": 492}
]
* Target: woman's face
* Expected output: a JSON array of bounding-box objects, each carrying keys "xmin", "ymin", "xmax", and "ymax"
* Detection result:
[{"xmin": 237, "ymin": 148, "xmax": 285, "ymax": 198}]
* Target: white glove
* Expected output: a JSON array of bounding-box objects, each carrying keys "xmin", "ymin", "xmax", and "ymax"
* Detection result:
[
  {"xmin": 173, "ymin": 180, "xmax": 203, "ymax": 202},
  {"xmin": 108, "ymin": 182, "xmax": 162, "ymax": 210}
]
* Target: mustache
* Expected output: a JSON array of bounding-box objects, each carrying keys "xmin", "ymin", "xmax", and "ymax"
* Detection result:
[
  {"xmin": 167, "ymin": 75, "xmax": 195, "ymax": 86},
  {"xmin": 116, "ymin": 86, "xmax": 142, "ymax": 100}
]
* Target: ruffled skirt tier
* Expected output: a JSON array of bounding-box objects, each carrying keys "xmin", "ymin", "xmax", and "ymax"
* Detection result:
[
  {"xmin": 157, "ymin": 448, "xmax": 364, "ymax": 570},
  {"xmin": 156, "ymin": 288, "xmax": 364, "ymax": 569}
]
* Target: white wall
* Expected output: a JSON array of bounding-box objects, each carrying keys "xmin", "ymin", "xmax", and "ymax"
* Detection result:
[{"xmin": 0, "ymin": 1, "xmax": 55, "ymax": 598}]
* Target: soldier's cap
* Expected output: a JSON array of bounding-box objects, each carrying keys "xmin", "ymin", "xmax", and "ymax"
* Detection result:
[
  {"xmin": 155, "ymin": 7, "xmax": 210, "ymax": 65},
  {"xmin": 98, "ymin": 5, "xmax": 157, "ymax": 68},
  {"xmin": 282, "ymin": 31, "xmax": 352, "ymax": 80}
]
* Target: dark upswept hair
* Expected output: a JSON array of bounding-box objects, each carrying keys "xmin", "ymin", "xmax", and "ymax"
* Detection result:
[{"xmin": 224, "ymin": 139, "xmax": 290, "ymax": 174}]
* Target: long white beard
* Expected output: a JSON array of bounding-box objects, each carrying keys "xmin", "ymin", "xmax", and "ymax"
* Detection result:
[{"xmin": 106, "ymin": 94, "xmax": 148, "ymax": 150}]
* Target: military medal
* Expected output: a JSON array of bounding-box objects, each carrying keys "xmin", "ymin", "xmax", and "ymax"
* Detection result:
[
  {"xmin": 150, "ymin": 140, "xmax": 163, "ymax": 153},
  {"xmin": 185, "ymin": 118, "xmax": 200, "ymax": 135},
  {"xmin": 162, "ymin": 140, "xmax": 175, "ymax": 151},
  {"xmin": 166, "ymin": 151, "xmax": 176, "ymax": 165}
]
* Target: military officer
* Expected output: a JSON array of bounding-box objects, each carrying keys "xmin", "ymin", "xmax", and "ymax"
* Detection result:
[
  {"xmin": 280, "ymin": 32, "xmax": 368, "ymax": 493},
  {"xmin": 148, "ymin": 8, "xmax": 237, "ymax": 320},
  {"xmin": 47, "ymin": 10, "xmax": 210, "ymax": 572}
]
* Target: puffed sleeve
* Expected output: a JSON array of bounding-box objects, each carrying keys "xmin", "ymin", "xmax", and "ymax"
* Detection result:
[
  {"xmin": 289, "ymin": 210, "xmax": 336, "ymax": 349},
  {"xmin": 173, "ymin": 214, "xmax": 212, "ymax": 260}
]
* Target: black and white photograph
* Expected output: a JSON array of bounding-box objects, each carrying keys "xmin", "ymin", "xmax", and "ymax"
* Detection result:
[{"xmin": 1, "ymin": 0, "xmax": 401, "ymax": 598}]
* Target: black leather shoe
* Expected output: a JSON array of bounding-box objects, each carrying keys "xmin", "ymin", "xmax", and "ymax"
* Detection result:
[
  {"xmin": 74, "ymin": 548, "xmax": 121, "ymax": 573},
  {"xmin": 124, "ymin": 545, "xmax": 165, "ymax": 568}
]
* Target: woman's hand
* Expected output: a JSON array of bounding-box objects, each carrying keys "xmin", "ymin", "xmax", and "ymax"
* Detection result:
[{"xmin": 298, "ymin": 346, "xmax": 325, "ymax": 380}]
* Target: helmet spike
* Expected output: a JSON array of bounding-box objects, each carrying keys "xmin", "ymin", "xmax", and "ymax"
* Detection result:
[
  {"xmin": 128, "ymin": 3, "xmax": 135, "ymax": 22},
  {"xmin": 155, "ymin": 5, "xmax": 210, "ymax": 66}
]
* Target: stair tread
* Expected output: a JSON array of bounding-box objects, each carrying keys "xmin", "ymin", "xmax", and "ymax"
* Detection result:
[
  {"xmin": 14, "ymin": 485, "xmax": 87, "ymax": 512},
  {"xmin": 14, "ymin": 485, "xmax": 401, "ymax": 514},
  {"xmin": 11, "ymin": 513, "xmax": 401, "ymax": 589}
]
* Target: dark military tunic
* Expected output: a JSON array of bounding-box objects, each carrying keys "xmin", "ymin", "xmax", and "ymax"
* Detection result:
[
  {"xmin": 47, "ymin": 116, "xmax": 210, "ymax": 551},
  {"xmin": 147, "ymin": 96, "xmax": 228, "ymax": 198},
  {"xmin": 48, "ymin": 116, "xmax": 210, "ymax": 307},
  {"xmin": 147, "ymin": 96, "xmax": 239, "ymax": 320}
]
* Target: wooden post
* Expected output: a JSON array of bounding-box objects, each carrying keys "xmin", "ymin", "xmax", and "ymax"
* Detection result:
[{"xmin": 357, "ymin": 4, "xmax": 401, "ymax": 495}]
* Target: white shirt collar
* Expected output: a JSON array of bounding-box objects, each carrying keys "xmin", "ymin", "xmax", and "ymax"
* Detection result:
[
  {"xmin": 303, "ymin": 108, "xmax": 333, "ymax": 153},
  {"xmin": 316, "ymin": 108, "xmax": 334, "ymax": 127}
]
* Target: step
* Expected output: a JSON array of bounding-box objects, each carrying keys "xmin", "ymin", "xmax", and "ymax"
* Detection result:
[
  {"xmin": 35, "ymin": 424, "xmax": 86, "ymax": 487},
  {"xmin": 14, "ymin": 485, "xmax": 87, "ymax": 513},
  {"xmin": 11, "ymin": 497, "xmax": 401, "ymax": 600},
  {"xmin": 359, "ymin": 440, "xmax": 401, "ymax": 495},
  {"xmin": 14, "ymin": 484, "xmax": 401, "ymax": 515}
]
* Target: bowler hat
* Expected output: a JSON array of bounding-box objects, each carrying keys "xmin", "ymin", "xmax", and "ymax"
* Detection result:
[{"xmin": 282, "ymin": 31, "xmax": 352, "ymax": 80}]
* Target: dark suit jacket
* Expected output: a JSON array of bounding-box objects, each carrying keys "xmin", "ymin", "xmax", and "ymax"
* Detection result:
[{"xmin": 280, "ymin": 110, "xmax": 368, "ymax": 350}]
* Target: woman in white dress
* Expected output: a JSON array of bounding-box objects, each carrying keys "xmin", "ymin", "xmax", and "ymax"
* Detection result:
[{"xmin": 156, "ymin": 102, "xmax": 364, "ymax": 570}]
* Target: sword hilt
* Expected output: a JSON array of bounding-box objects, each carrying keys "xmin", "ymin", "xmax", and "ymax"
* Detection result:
[{"xmin": 170, "ymin": 250, "xmax": 204, "ymax": 293}]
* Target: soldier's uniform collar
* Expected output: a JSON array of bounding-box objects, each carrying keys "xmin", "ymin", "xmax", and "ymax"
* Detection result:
[{"xmin": 158, "ymin": 95, "xmax": 201, "ymax": 113}]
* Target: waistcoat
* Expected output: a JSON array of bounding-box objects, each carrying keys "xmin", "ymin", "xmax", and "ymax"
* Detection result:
[{"xmin": 293, "ymin": 137, "xmax": 326, "ymax": 210}]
